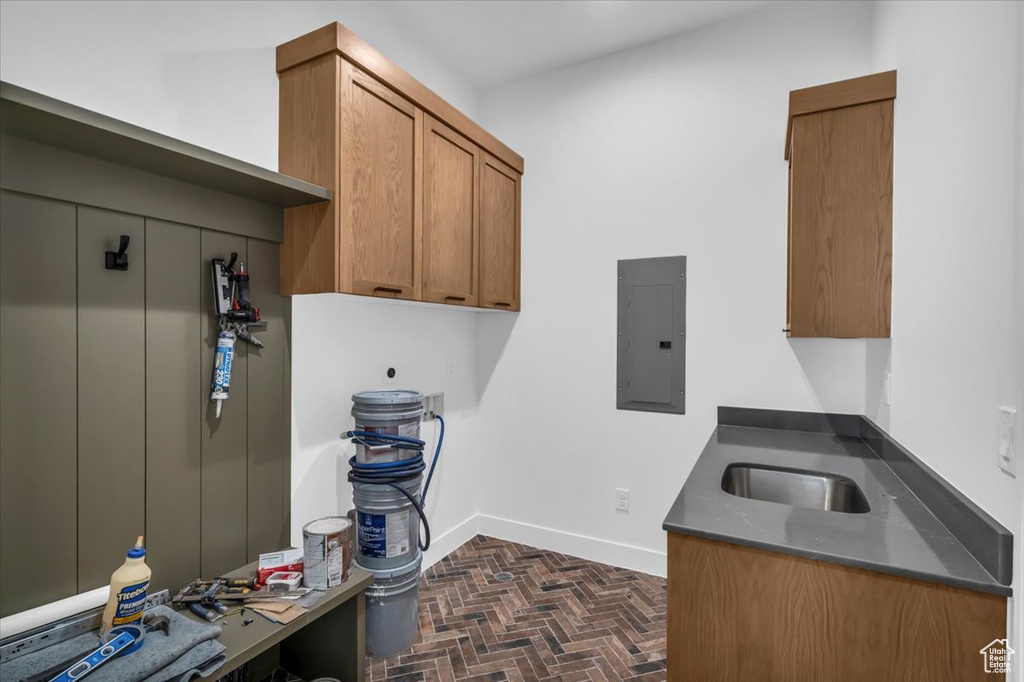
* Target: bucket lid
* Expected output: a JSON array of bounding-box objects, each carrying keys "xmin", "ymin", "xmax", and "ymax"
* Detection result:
[
  {"xmin": 354, "ymin": 552, "xmax": 423, "ymax": 580},
  {"xmin": 352, "ymin": 390, "xmax": 423, "ymax": 406},
  {"xmin": 303, "ymin": 516, "xmax": 352, "ymax": 535}
]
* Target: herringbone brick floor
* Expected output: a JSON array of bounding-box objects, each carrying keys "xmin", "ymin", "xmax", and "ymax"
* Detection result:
[{"xmin": 367, "ymin": 535, "xmax": 667, "ymax": 681}]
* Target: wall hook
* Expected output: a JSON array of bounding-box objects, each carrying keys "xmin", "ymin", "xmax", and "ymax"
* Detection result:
[{"xmin": 105, "ymin": 235, "xmax": 130, "ymax": 270}]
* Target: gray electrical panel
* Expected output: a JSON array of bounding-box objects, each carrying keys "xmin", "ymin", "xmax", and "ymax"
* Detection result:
[{"xmin": 617, "ymin": 256, "xmax": 686, "ymax": 414}]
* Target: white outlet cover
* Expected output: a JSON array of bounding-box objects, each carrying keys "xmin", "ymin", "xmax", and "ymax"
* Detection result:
[
  {"xmin": 423, "ymin": 392, "xmax": 444, "ymax": 420},
  {"xmin": 615, "ymin": 488, "xmax": 630, "ymax": 512},
  {"xmin": 997, "ymin": 406, "xmax": 1017, "ymax": 476}
]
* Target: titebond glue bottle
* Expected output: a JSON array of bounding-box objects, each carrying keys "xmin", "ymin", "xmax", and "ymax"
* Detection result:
[{"xmin": 101, "ymin": 536, "xmax": 151, "ymax": 636}]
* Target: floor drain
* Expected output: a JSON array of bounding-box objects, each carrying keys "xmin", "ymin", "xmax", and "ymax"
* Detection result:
[{"xmin": 494, "ymin": 572, "xmax": 515, "ymax": 583}]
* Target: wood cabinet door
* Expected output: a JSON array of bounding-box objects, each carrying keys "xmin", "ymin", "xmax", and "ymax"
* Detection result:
[
  {"xmin": 340, "ymin": 62, "xmax": 422, "ymax": 300},
  {"xmin": 785, "ymin": 157, "xmax": 794, "ymax": 335},
  {"xmin": 668, "ymin": 533, "xmax": 1005, "ymax": 682},
  {"xmin": 422, "ymin": 115, "xmax": 479, "ymax": 306},
  {"xmin": 788, "ymin": 101, "xmax": 892, "ymax": 337},
  {"xmin": 479, "ymin": 153, "xmax": 521, "ymax": 311}
]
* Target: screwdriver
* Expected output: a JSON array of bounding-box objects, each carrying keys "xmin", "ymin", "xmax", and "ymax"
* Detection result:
[{"xmin": 188, "ymin": 603, "xmax": 217, "ymax": 622}]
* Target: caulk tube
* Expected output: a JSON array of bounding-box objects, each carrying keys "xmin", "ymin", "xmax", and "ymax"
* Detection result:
[{"xmin": 211, "ymin": 328, "xmax": 236, "ymax": 418}]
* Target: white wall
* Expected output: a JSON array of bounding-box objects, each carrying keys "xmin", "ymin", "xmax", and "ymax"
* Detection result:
[
  {"xmin": 0, "ymin": 0, "xmax": 486, "ymax": 567},
  {"xmin": 0, "ymin": 0, "xmax": 477, "ymax": 169},
  {"xmin": 291, "ymin": 297, "xmax": 484, "ymax": 567},
  {"xmin": 473, "ymin": 1, "xmax": 878, "ymax": 575},
  {"xmin": 870, "ymin": 0, "xmax": 1023, "ymax": 550},
  {"xmin": 870, "ymin": 1, "xmax": 1024, "ymax": 673}
]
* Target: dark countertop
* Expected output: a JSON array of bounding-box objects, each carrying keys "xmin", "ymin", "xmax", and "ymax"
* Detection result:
[{"xmin": 663, "ymin": 408, "xmax": 1012, "ymax": 597}]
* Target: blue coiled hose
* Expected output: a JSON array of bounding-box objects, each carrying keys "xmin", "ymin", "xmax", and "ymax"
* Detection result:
[{"xmin": 344, "ymin": 415, "xmax": 444, "ymax": 551}]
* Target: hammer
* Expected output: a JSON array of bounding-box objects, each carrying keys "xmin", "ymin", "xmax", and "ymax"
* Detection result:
[{"xmin": 143, "ymin": 614, "xmax": 171, "ymax": 637}]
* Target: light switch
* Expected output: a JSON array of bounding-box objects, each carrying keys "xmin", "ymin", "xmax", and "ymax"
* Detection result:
[{"xmin": 997, "ymin": 406, "xmax": 1016, "ymax": 476}]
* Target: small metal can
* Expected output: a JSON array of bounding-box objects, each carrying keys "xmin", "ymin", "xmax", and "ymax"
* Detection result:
[{"xmin": 302, "ymin": 516, "xmax": 352, "ymax": 589}]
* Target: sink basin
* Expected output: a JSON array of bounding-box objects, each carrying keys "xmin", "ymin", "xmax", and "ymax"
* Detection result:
[{"xmin": 721, "ymin": 464, "xmax": 870, "ymax": 513}]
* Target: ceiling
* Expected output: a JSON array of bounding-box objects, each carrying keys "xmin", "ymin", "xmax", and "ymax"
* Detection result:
[{"xmin": 376, "ymin": 0, "xmax": 775, "ymax": 90}]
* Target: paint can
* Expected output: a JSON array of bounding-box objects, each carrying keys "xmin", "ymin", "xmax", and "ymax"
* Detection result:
[
  {"xmin": 351, "ymin": 390, "xmax": 424, "ymax": 463},
  {"xmin": 302, "ymin": 516, "xmax": 353, "ymax": 589},
  {"xmin": 352, "ymin": 475, "xmax": 422, "ymax": 569}
]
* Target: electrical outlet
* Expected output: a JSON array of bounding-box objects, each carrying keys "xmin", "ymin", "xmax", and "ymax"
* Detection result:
[
  {"xmin": 423, "ymin": 393, "xmax": 444, "ymax": 421},
  {"xmin": 445, "ymin": 357, "xmax": 456, "ymax": 379},
  {"xmin": 615, "ymin": 488, "xmax": 630, "ymax": 512},
  {"xmin": 997, "ymin": 406, "xmax": 1017, "ymax": 476},
  {"xmin": 883, "ymin": 371, "xmax": 892, "ymax": 407}
]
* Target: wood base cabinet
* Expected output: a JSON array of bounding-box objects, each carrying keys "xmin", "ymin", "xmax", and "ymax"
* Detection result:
[
  {"xmin": 277, "ymin": 23, "xmax": 522, "ymax": 310},
  {"xmin": 667, "ymin": 533, "xmax": 1006, "ymax": 682}
]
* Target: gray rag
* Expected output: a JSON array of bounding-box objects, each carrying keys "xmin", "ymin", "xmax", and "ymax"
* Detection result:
[{"xmin": 1, "ymin": 606, "xmax": 226, "ymax": 682}]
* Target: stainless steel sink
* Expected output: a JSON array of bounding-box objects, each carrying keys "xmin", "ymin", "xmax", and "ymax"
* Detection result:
[{"xmin": 721, "ymin": 464, "xmax": 870, "ymax": 513}]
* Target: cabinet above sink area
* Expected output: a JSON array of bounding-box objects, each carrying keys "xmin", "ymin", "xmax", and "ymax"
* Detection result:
[
  {"xmin": 663, "ymin": 407, "xmax": 1011, "ymax": 682},
  {"xmin": 785, "ymin": 71, "xmax": 896, "ymax": 338},
  {"xmin": 276, "ymin": 22, "xmax": 523, "ymax": 311}
]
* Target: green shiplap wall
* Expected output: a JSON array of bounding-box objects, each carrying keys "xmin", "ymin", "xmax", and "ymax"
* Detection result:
[
  {"xmin": 0, "ymin": 192, "xmax": 79, "ymax": 616},
  {"xmin": 0, "ymin": 190, "xmax": 291, "ymax": 617},
  {"xmin": 199, "ymin": 230, "xmax": 249, "ymax": 578},
  {"xmin": 77, "ymin": 207, "xmax": 147, "ymax": 591},
  {"xmin": 145, "ymin": 219, "xmax": 203, "ymax": 594}
]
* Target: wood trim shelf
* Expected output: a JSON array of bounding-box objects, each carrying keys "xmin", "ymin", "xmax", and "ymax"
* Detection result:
[
  {"xmin": 784, "ymin": 70, "xmax": 896, "ymax": 160},
  {"xmin": 276, "ymin": 22, "xmax": 524, "ymax": 175}
]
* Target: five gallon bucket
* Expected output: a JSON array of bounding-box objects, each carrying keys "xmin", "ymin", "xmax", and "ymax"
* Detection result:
[
  {"xmin": 351, "ymin": 390, "xmax": 424, "ymax": 463},
  {"xmin": 359, "ymin": 552, "xmax": 423, "ymax": 658},
  {"xmin": 353, "ymin": 476, "xmax": 422, "ymax": 569}
]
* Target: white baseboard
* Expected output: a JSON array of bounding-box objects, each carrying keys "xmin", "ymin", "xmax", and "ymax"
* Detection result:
[
  {"xmin": 420, "ymin": 514, "xmax": 480, "ymax": 571},
  {"xmin": 417, "ymin": 514, "xmax": 668, "ymax": 578},
  {"xmin": 477, "ymin": 514, "xmax": 667, "ymax": 578}
]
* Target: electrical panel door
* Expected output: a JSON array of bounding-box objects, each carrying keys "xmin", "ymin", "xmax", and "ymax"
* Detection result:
[{"xmin": 617, "ymin": 256, "xmax": 686, "ymax": 414}]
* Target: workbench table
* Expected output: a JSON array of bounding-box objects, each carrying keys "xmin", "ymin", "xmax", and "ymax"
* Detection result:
[{"xmin": 185, "ymin": 563, "xmax": 373, "ymax": 682}]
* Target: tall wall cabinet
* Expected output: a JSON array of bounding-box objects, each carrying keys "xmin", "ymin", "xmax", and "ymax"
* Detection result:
[
  {"xmin": 785, "ymin": 71, "xmax": 896, "ymax": 338},
  {"xmin": 277, "ymin": 23, "xmax": 523, "ymax": 311}
]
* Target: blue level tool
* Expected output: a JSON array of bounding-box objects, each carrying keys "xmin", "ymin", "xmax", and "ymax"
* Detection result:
[{"xmin": 50, "ymin": 624, "xmax": 143, "ymax": 682}]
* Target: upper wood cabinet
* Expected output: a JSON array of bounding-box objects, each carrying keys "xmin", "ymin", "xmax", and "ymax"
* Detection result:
[
  {"xmin": 341, "ymin": 63, "xmax": 421, "ymax": 300},
  {"xmin": 785, "ymin": 71, "xmax": 895, "ymax": 338},
  {"xmin": 422, "ymin": 115, "xmax": 479, "ymax": 306},
  {"xmin": 479, "ymin": 154, "xmax": 521, "ymax": 311},
  {"xmin": 277, "ymin": 23, "xmax": 523, "ymax": 310}
]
